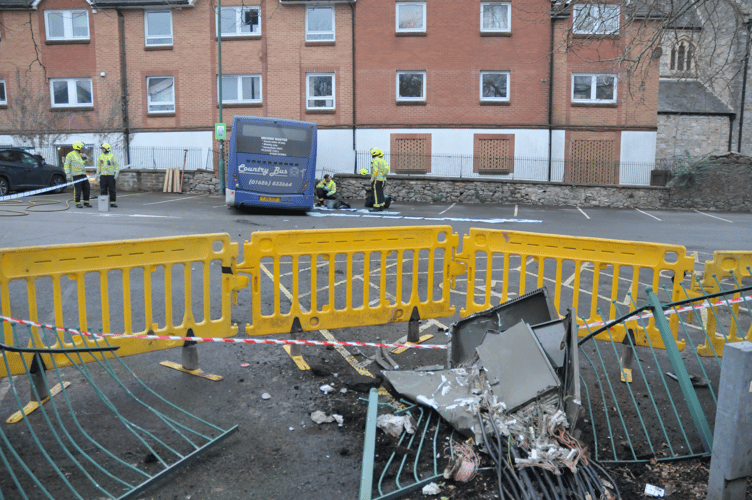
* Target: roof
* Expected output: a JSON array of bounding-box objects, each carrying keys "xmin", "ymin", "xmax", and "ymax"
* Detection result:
[
  {"xmin": 658, "ymin": 80, "xmax": 735, "ymax": 115},
  {"xmin": 0, "ymin": 0, "xmax": 41, "ymax": 10}
]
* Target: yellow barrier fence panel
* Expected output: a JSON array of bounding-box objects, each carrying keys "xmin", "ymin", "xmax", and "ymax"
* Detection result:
[
  {"xmin": 0, "ymin": 234, "xmax": 247, "ymax": 377},
  {"xmin": 236, "ymin": 226, "xmax": 460, "ymax": 336},
  {"xmin": 455, "ymin": 229, "xmax": 695, "ymax": 349},
  {"xmin": 689, "ymin": 251, "xmax": 752, "ymax": 356}
]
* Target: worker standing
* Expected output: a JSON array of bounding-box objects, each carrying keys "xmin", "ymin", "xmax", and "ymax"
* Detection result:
[
  {"xmin": 64, "ymin": 141, "xmax": 91, "ymax": 208},
  {"xmin": 369, "ymin": 147, "xmax": 389, "ymax": 212},
  {"xmin": 316, "ymin": 174, "xmax": 337, "ymax": 202},
  {"xmin": 97, "ymin": 143, "xmax": 120, "ymax": 208}
]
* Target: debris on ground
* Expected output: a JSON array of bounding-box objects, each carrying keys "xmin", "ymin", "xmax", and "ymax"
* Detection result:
[
  {"xmin": 645, "ymin": 483, "xmax": 666, "ymax": 497},
  {"xmin": 261, "ymin": 392, "xmax": 272, "ymax": 400},
  {"xmin": 319, "ymin": 384, "xmax": 335, "ymax": 395},
  {"xmin": 311, "ymin": 411, "xmax": 344, "ymax": 426},
  {"xmin": 379, "ymin": 288, "xmax": 619, "ymax": 499},
  {"xmin": 421, "ymin": 482, "xmax": 441, "ymax": 495},
  {"xmin": 376, "ymin": 414, "xmax": 416, "ymax": 438}
]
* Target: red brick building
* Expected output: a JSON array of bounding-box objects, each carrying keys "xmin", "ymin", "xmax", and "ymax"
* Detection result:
[{"xmin": 0, "ymin": 0, "xmax": 661, "ymax": 184}]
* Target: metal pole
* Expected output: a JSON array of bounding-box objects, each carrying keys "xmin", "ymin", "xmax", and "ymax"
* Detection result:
[{"xmin": 217, "ymin": 0, "xmax": 225, "ymax": 194}]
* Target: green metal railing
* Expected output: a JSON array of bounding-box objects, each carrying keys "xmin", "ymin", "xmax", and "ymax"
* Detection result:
[
  {"xmin": 578, "ymin": 279, "xmax": 752, "ymax": 463},
  {"xmin": 0, "ymin": 320, "xmax": 237, "ymax": 499}
]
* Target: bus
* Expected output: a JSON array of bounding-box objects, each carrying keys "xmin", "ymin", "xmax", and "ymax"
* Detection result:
[{"xmin": 226, "ymin": 116, "xmax": 317, "ymax": 211}]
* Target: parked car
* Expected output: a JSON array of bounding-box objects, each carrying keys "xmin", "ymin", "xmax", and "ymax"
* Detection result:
[{"xmin": 0, "ymin": 148, "xmax": 67, "ymax": 196}]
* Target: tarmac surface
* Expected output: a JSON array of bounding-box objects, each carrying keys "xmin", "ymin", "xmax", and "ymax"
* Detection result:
[{"xmin": 0, "ymin": 190, "xmax": 750, "ymax": 499}]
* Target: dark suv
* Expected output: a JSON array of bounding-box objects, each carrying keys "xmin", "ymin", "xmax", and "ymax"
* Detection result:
[{"xmin": 0, "ymin": 148, "xmax": 67, "ymax": 196}]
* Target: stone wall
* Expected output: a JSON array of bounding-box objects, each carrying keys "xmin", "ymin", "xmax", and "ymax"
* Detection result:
[
  {"xmin": 334, "ymin": 153, "xmax": 752, "ymax": 212},
  {"xmin": 657, "ymin": 115, "xmax": 731, "ymax": 159},
  {"xmin": 116, "ymin": 169, "xmax": 221, "ymax": 195}
]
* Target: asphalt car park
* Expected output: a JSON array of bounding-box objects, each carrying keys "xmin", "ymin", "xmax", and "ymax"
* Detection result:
[{"xmin": 0, "ymin": 192, "xmax": 750, "ymax": 499}]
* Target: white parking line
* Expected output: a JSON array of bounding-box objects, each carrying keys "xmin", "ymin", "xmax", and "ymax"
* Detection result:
[
  {"xmin": 514, "ymin": 205, "xmax": 518, "ymax": 217},
  {"xmin": 636, "ymin": 208, "xmax": 662, "ymax": 221},
  {"xmin": 438, "ymin": 203, "xmax": 456, "ymax": 215},
  {"xmin": 576, "ymin": 206, "xmax": 590, "ymax": 219},
  {"xmin": 693, "ymin": 209, "xmax": 733, "ymax": 223},
  {"xmin": 143, "ymin": 196, "xmax": 203, "ymax": 206}
]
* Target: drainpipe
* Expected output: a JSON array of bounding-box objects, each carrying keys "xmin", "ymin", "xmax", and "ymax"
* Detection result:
[
  {"xmin": 547, "ymin": 14, "xmax": 555, "ymax": 181},
  {"xmin": 736, "ymin": 21, "xmax": 751, "ymax": 152},
  {"xmin": 727, "ymin": 114, "xmax": 736, "ymax": 151},
  {"xmin": 117, "ymin": 10, "xmax": 131, "ymax": 164},
  {"xmin": 350, "ymin": 1, "xmax": 357, "ymax": 173}
]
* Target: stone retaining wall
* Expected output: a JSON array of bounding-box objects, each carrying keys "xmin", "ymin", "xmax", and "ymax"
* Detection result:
[{"xmin": 111, "ymin": 155, "xmax": 752, "ymax": 212}]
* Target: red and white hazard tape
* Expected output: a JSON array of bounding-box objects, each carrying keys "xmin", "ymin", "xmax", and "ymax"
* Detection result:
[{"xmin": 2, "ymin": 294, "xmax": 749, "ymax": 351}]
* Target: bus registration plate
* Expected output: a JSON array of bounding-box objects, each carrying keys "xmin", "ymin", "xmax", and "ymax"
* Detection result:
[{"xmin": 259, "ymin": 196, "xmax": 281, "ymax": 202}]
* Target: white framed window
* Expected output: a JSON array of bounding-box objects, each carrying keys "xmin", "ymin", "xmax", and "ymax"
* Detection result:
[
  {"xmin": 219, "ymin": 74, "xmax": 262, "ymax": 104},
  {"xmin": 0, "ymin": 80, "xmax": 6, "ymax": 106},
  {"xmin": 572, "ymin": 73, "xmax": 617, "ymax": 103},
  {"xmin": 481, "ymin": 2, "xmax": 510, "ymax": 32},
  {"xmin": 145, "ymin": 11, "xmax": 173, "ymax": 46},
  {"xmin": 573, "ymin": 4, "xmax": 620, "ymax": 35},
  {"xmin": 306, "ymin": 73, "xmax": 335, "ymax": 110},
  {"xmin": 306, "ymin": 6, "xmax": 334, "ymax": 42},
  {"xmin": 480, "ymin": 71, "xmax": 510, "ymax": 101},
  {"xmin": 396, "ymin": 71, "xmax": 426, "ymax": 101},
  {"xmin": 147, "ymin": 76, "xmax": 175, "ymax": 113},
  {"xmin": 217, "ymin": 5, "xmax": 260, "ymax": 37},
  {"xmin": 50, "ymin": 78, "xmax": 93, "ymax": 108},
  {"xmin": 44, "ymin": 10, "xmax": 89, "ymax": 41},
  {"xmin": 396, "ymin": 2, "xmax": 425, "ymax": 33}
]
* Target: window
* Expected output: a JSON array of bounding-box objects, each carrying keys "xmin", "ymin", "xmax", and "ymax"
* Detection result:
[
  {"xmin": 396, "ymin": 71, "xmax": 426, "ymax": 101},
  {"xmin": 480, "ymin": 71, "xmax": 510, "ymax": 101},
  {"xmin": 217, "ymin": 6, "xmax": 260, "ymax": 36},
  {"xmin": 147, "ymin": 76, "xmax": 175, "ymax": 113},
  {"xmin": 306, "ymin": 73, "xmax": 335, "ymax": 110},
  {"xmin": 220, "ymin": 74, "xmax": 261, "ymax": 104},
  {"xmin": 145, "ymin": 11, "xmax": 172, "ymax": 46},
  {"xmin": 396, "ymin": 2, "xmax": 425, "ymax": 33},
  {"xmin": 481, "ymin": 2, "xmax": 510, "ymax": 32},
  {"xmin": 306, "ymin": 6, "xmax": 334, "ymax": 42},
  {"xmin": 572, "ymin": 74, "xmax": 616, "ymax": 103},
  {"xmin": 670, "ymin": 41, "xmax": 693, "ymax": 72},
  {"xmin": 572, "ymin": 4, "xmax": 620, "ymax": 35},
  {"xmin": 0, "ymin": 80, "xmax": 6, "ymax": 106},
  {"xmin": 50, "ymin": 78, "xmax": 92, "ymax": 108},
  {"xmin": 44, "ymin": 10, "xmax": 89, "ymax": 41}
]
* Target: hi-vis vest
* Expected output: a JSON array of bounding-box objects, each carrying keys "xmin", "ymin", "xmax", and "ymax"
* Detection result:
[
  {"xmin": 317, "ymin": 178, "xmax": 336, "ymax": 194},
  {"xmin": 370, "ymin": 157, "xmax": 389, "ymax": 182},
  {"xmin": 97, "ymin": 153, "xmax": 120, "ymax": 176},
  {"xmin": 64, "ymin": 151, "xmax": 87, "ymax": 176}
]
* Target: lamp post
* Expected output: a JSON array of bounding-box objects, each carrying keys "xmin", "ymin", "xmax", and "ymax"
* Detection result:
[{"xmin": 217, "ymin": 0, "xmax": 225, "ymax": 194}]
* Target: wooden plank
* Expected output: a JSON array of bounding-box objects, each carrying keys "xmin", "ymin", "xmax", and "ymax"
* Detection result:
[{"xmin": 163, "ymin": 168, "xmax": 169, "ymax": 192}]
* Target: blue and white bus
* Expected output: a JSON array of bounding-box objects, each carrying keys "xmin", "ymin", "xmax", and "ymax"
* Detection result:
[{"xmin": 226, "ymin": 116, "xmax": 317, "ymax": 211}]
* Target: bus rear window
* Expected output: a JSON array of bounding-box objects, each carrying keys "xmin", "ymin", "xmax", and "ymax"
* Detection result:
[{"xmin": 235, "ymin": 122, "xmax": 313, "ymax": 158}]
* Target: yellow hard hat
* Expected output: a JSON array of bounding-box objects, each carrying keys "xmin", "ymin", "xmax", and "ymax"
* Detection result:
[
  {"xmin": 359, "ymin": 168, "xmax": 368, "ymax": 176},
  {"xmin": 101, "ymin": 143, "xmax": 111, "ymax": 151},
  {"xmin": 72, "ymin": 141, "xmax": 84, "ymax": 151},
  {"xmin": 370, "ymin": 147, "xmax": 384, "ymax": 157}
]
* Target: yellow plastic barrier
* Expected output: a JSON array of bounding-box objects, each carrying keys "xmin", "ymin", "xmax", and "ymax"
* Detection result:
[
  {"xmin": 236, "ymin": 226, "xmax": 461, "ymax": 335},
  {"xmin": 455, "ymin": 229, "xmax": 695, "ymax": 349},
  {"xmin": 689, "ymin": 252, "xmax": 752, "ymax": 356},
  {"xmin": 0, "ymin": 234, "xmax": 247, "ymax": 377}
]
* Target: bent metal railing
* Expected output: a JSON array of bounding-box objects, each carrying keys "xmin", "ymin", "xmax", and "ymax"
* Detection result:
[{"xmin": 0, "ymin": 318, "xmax": 237, "ymax": 499}]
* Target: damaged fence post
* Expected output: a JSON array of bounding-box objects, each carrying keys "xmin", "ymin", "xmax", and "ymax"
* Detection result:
[
  {"xmin": 646, "ymin": 287, "xmax": 713, "ymax": 452},
  {"xmin": 619, "ymin": 328, "xmax": 636, "ymax": 383},
  {"xmin": 707, "ymin": 341, "xmax": 752, "ymax": 500},
  {"xmin": 359, "ymin": 388, "xmax": 379, "ymax": 500},
  {"xmin": 290, "ymin": 317, "xmax": 303, "ymax": 357}
]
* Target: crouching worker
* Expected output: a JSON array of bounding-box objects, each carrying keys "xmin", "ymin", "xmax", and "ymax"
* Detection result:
[
  {"xmin": 96, "ymin": 143, "xmax": 120, "ymax": 208},
  {"xmin": 64, "ymin": 141, "xmax": 91, "ymax": 208},
  {"xmin": 316, "ymin": 174, "xmax": 337, "ymax": 202}
]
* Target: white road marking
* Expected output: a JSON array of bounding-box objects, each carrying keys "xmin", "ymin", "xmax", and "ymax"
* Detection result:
[
  {"xmin": 514, "ymin": 205, "xmax": 518, "ymax": 217},
  {"xmin": 576, "ymin": 206, "xmax": 590, "ymax": 219},
  {"xmin": 636, "ymin": 209, "xmax": 662, "ymax": 221},
  {"xmin": 438, "ymin": 203, "xmax": 456, "ymax": 215},
  {"xmin": 307, "ymin": 212, "xmax": 542, "ymax": 224},
  {"xmin": 143, "ymin": 196, "xmax": 203, "ymax": 206},
  {"xmin": 693, "ymin": 209, "xmax": 733, "ymax": 223}
]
